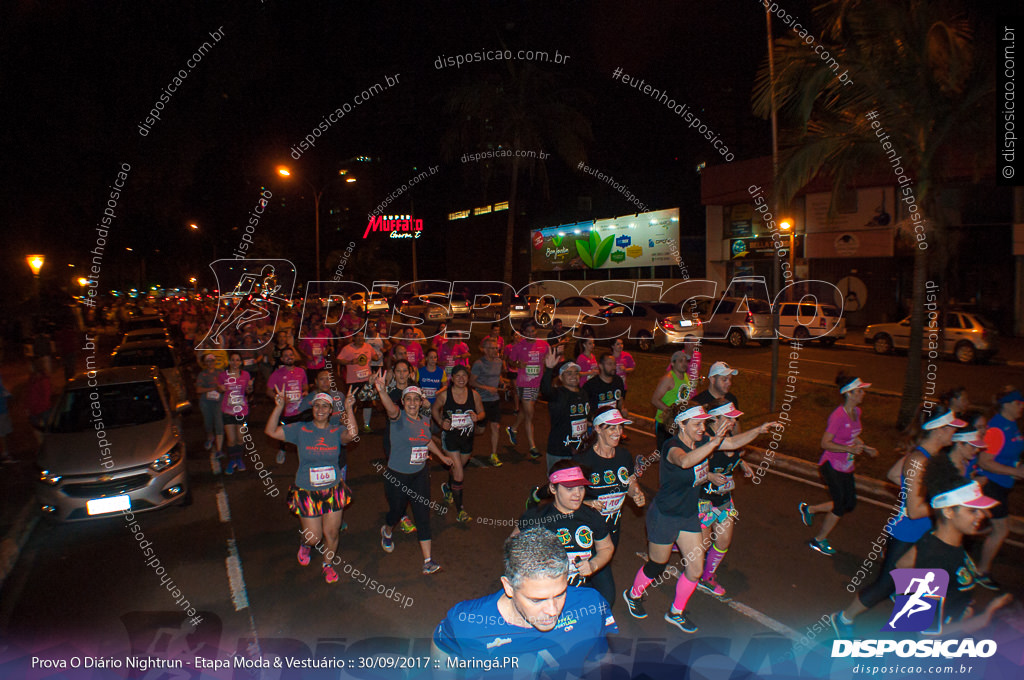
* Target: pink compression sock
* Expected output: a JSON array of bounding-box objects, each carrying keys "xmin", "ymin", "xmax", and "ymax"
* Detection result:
[
  {"xmin": 630, "ymin": 568, "xmax": 654, "ymax": 599},
  {"xmin": 672, "ymin": 575, "xmax": 698, "ymax": 613},
  {"xmin": 701, "ymin": 544, "xmax": 727, "ymax": 581}
]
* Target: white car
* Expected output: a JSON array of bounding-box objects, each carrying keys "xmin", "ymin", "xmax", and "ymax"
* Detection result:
[
  {"xmin": 536, "ymin": 295, "xmax": 615, "ymax": 328},
  {"xmin": 776, "ymin": 301, "xmax": 846, "ymax": 346},
  {"xmin": 348, "ymin": 292, "xmax": 389, "ymax": 315}
]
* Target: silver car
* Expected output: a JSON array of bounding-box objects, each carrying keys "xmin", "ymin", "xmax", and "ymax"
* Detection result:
[
  {"xmin": 578, "ymin": 302, "xmax": 703, "ymax": 351},
  {"xmin": 36, "ymin": 366, "xmax": 190, "ymax": 521},
  {"xmin": 864, "ymin": 311, "xmax": 999, "ymax": 363},
  {"xmin": 696, "ymin": 297, "xmax": 774, "ymax": 348},
  {"xmin": 111, "ymin": 340, "xmax": 191, "ymax": 411}
]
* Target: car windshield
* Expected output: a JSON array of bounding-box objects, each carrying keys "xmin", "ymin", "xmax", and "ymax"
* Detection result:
[
  {"xmin": 113, "ymin": 347, "xmax": 175, "ymax": 369},
  {"xmin": 49, "ymin": 381, "xmax": 166, "ymax": 432}
]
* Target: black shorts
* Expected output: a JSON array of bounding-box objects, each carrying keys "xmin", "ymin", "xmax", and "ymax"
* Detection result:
[
  {"xmin": 820, "ymin": 461, "xmax": 857, "ymax": 516},
  {"xmin": 221, "ymin": 411, "xmax": 247, "ymax": 426},
  {"xmin": 442, "ymin": 431, "xmax": 474, "ymax": 455},
  {"xmin": 482, "ymin": 400, "xmax": 501, "ymax": 424},
  {"xmin": 645, "ymin": 501, "xmax": 701, "ymax": 544},
  {"xmin": 982, "ymin": 480, "xmax": 1012, "ymax": 520}
]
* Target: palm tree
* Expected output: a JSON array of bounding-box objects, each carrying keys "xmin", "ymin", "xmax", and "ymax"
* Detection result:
[
  {"xmin": 441, "ymin": 61, "xmax": 592, "ymax": 300},
  {"xmin": 752, "ymin": 0, "xmax": 995, "ymax": 426}
]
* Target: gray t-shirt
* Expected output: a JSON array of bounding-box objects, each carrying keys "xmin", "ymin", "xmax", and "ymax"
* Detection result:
[
  {"xmin": 388, "ymin": 412, "xmax": 433, "ymax": 474},
  {"xmin": 471, "ymin": 358, "xmax": 502, "ymax": 402}
]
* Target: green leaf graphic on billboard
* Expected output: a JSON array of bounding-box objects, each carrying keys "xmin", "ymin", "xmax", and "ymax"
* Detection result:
[
  {"xmin": 551, "ymin": 235, "xmax": 563, "ymax": 247},
  {"xmin": 594, "ymin": 235, "xmax": 615, "ymax": 267},
  {"xmin": 590, "ymin": 230, "xmax": 601, "ymax": 254},
  {"xmin": 575, "ymin": 239, "xmax": 594, "ymax": 268},
  {"xmin": 610, "ymin": 250, "xmax": 626, "ymax": 263}
]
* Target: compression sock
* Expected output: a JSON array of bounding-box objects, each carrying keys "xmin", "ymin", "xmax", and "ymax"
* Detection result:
[
  {"xmin": 702, "ymin": 544, "xmax": 727, "ymax": 580},
  {"xmin": 671, "ymin": 575, "xmax": 698, "ymax": 614},
  {"xmin": 452, "ymin": 481, "xmax": 464, "ymax": 511},
  {"xmin": 631, "ymin": 561, "xmax": 666, "ymax": 598}
]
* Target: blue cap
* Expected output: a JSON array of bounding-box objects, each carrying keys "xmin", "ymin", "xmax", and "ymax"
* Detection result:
[{"xmin": 998, "ymin": 390, "xmax": 1024, "ymax": 404}]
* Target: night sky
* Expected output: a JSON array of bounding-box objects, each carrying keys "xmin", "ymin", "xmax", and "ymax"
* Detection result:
[{"xmin": 3, "ymin": 0, "xmax": 815, "ymax": 302}]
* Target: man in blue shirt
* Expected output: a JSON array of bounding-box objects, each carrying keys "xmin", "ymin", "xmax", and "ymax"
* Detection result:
[{"xmin": 432, "ymin": 527, "xmax": 617, "ymax": 678}]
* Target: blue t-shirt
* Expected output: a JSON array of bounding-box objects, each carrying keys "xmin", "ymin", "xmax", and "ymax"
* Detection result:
[
  {"xmin": 889, "ymin": 447, "xmax": 932, "ymax": 543},
  {"xmin": 433, "ymin": 586, "xmax": 617, "ymax": 679},
  {"xmin": 418, "ymin": 366, "xmax": 445, "ymax": 403},
  {"xmin": 978, "ymin": 413, "xmax": 1024, "ymax": 489},
  {"xmin": 284, "ymin": 422, "xmax": 345, "ymax": 491}
]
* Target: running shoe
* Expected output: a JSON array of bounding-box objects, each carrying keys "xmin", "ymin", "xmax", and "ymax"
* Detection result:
[
  {"xmin": 223, "ymin": 459, "xmax": 235, "ymax": 475},
  {"xmin": 322, "ymin": 563, "xmax": 339, "ymax": 584},
  {"xmin": 828, "ymin": 612, "xmax": 854, "ymax": 639},
  {"xmin": 381, "ymin": 526, "xmax": 394, "ymax": 553},
  {"xmin": 441, "ymin": 482, "xmax": 453, "ymax": 504},
  {"xmin": 664, "ymin": 609, "xmax": 698, "ymax": 633},
  {"xmin": 457, "ymin": 510, "xmax": 472, "ymax": 523},
  {"xmin": 204, "ymin": 438, "xmax": 214, "ymax": 451},
  {"xmin": 798, "ymin": 502, "xmax": 813, "ymax": 527},
  {"xmin": 505, "ymin": 426, "xmax": 518, "ymax": 446},
  {"xmin": 976, "ymin": 573, "xmax": 1001, "ymax": 591},
  {"xmin": 489, "ymin": 453, "xmax": 503, "ymax": 468},
  {"xmin": 528, "ymin": 447, "xmax": 542, "ymax": 460},
  {"xmin": 276, "ymin": 449, "xmax": 286, "ymax": 464},
  {"xmin": 236, "ymin": 459, "xmax": 246, "ymax": 472},
  {"xmin": 297, "ymin": 544, "xmax": 311, "ymax": 566},
  {"xmin": 622, "ymin": 589, "xmax": 648, "ymax": 619},
  {"xmin": 809, "ymin": 538, "xmax": 836, "ymax": 556},
  {"xmin": 697, "ymin": 576, "xmax": 726, "ymax": 597},
  {"xmin": 399, "ymin": 516, "xmax": 416, "ymax": 533},
  {"xmin": 422, "ymin": 559, "xmax": 442, "ymax": 575},
  {"xmin": 525, "ymin": 486, "xmax": 541, "ymax": 510}
]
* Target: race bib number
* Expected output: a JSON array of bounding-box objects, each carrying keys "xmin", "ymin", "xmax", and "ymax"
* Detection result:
[
  {"xmin": 599, "ymin": 492, "xmax": 627, "ymax": 515},
  {"xmin": 205, "ymin": 390, "xmax": 220, "ymax": 400},
  {"xmin": 451, "ymin": 413, "xmax": 472, "ymax": 429},
  {"xmin": 309, "ymin": 465, "xmax": 336, "ymax": 487},
  {"xmin": 566, "ymin": 550, "xmax": 591, "ymax": 580},
  {"xmin": 410, "ymin": 446, "xmax": 429, "ymax": 465},
  {"xmin": 286, "ymin": 387, "xmax": 301, "ymax": 403},
  {"xmin": 312, "ymin": 345, "xmax": 323, "ymax": 356},
  {"xmin": 230, "ymin": 392, "xmax": 244, "ymax": 406},
  {"xmin": 243, "ymin": 358, "xmax": 255, "ymax": 366},
  {"xmin": 525, "ymin": 364, "xmax": 540, "ymax": 377},
  {"xmin": 693, "ymin": 460, "xmax": 709, "ymax": 487},
  {"xmin": 422, "ymin": 387, "xmax": 436, "ymax": 399},
  {"xmin": 570, "ymin": 419, "xmax": 588, "ymax": 438},
  {"xmin": 355, "ymin": 366, "xmax": 370, "ymax": 380}
]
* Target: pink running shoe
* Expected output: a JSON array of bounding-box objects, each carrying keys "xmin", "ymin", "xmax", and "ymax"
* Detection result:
[
  {"xmin": 297, "ymin": 545, "xmax": 311, "ymax": 566},
  {"xmin": 322, "ymin": 563, "xmax": 339, "ymax": 583}
]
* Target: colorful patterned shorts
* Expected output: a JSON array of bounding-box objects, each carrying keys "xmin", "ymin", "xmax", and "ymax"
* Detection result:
[
  {"xmin": 287, "ymin": 484, "xmax": 345, "ymax": 518},
  {"xmin": 699, "ymin": 498, "xmax": 738, "ymax": 528}
]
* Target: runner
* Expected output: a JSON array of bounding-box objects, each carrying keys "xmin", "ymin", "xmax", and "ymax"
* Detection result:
[
  {"xmin": 829, "ymin": 404, "xmax": 963, "ymax": 631},
  {"xmin": 401, "ymin": 326, "xmax": 425, "ymax": 369},
  {"xmin": 337, "ymin": 331, "xmax": 381, "ymax": 433},
  {"xmin": 696, "ymin": 401, "xmax": 755, "ymax": 597},
  {"xmin": 577, "ymin": 407, "xmax": 646, "ymax": 606},
  {"xmin": 373, "ymin": 373, "xmax": 453, "ymax": 574},
  {"xmin": 418, "ymin": 348, "xmax": 446, "ymax": 406},
  {"xmin": 298, "ymin": 316, "xmax": 333, "ymax": 387},
  {"xmin": 583, "ymin": 352, "xmax": 627, "ymax": 419},
  {"xmin": 650, "ymin": 350, "xmax": 694, "ymax": 450},
  {"xmin": 432, "ymin": 365, "xmax": 484, "ymax": 522},
  {"xmin": 506, "ymin": 320, "xmax": 549, "ymax": 459},
  {"xmin": 264, "ymin": 387, "xmax": 358, "ymax": 584},
  {"xmin": 947, "ymin": 410, "xmax": 987, "ymax": 480},
  {"xmin": 840, "ymin": 460, "xmax": 1011, "ymax": 638},
  {"xmin": 217, "ymin": 352, "xmax": 253, "ymax": 474},
  {"xmin": 437, "ymin": 331, "xmax": 470, "ymax": 379},
  {"xmin": 976, "ymin": 386, "xmax": 1024, "ymax": 588},
  {"xmin": 470, "ymin": 338, "xmax": 505, "ymax": 468},
  {"xmin": 798, "ymin": 374, "xmax": 879, "ymax": 556},
  {"xmin": 575, "ymin": 337, "xmax": 598, "ymax": 386},
  {"xmin": 481, "ymin": 322, "xmax": 505, "ymax": 356},
  {"xmin": 611, "ymin": 338, "xmax": 635, "ymax": 390},
  {"xmin": 516, "ymin": 460, "xmax": 616, "ymax": 605},
  {"xmin": 266, "ymin": 347, "xmax": 309, "ymax": 464},
  {"xmin": 623, "ymin": 405, "xmax": 776, "ymax": 633},
  {"xmin": 382, "ymin": 359, "xmax": 419, "ymax": 534},
  {"xmin": 297, "ymin": 369, "xmax": 345, "ymax": 422},
  {"xmin": 432, "ymin": 527, "xmax": 618, "ymax": 677},
  {"xmin": 195, "ymin": 353, "xmax": 224, "ymax": 458},
  {"xmin": 692, "ymin": 361, "xmax": 738, "ymax": 410}
]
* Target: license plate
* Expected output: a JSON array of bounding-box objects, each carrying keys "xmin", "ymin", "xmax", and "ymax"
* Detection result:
[{"xmin": 87, "ymin": 495, "xmax": 131, "ymax": 515}]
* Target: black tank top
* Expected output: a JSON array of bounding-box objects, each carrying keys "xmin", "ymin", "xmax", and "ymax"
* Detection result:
[
  {"xmin": 443, "ymin": 387, "xmax": 475, "ymax": 440},
  {"xmin": 914, "ymin": 531, "xmax": 978, "ymax": 624}
]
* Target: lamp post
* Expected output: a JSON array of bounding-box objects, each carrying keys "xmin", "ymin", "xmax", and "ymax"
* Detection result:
[
  {"xmin": 277, "ymin": 166, "xmax": 358, "ymax": 285},
  {"xmin": 779, "ymin": 218, "xmax": 795, "ymax": 299},
  {"xmin": 27, "ymin": 254, "xmax": 44, "ymax": 301}
]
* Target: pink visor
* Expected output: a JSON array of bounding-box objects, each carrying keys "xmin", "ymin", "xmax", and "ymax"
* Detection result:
[
  {"xmin": 549, "ymin": 467, "xmax": 591, "ymax": 488},
  {"xmin": 930, "ymin": 481, "xmax": 998, "ymax": 510}
]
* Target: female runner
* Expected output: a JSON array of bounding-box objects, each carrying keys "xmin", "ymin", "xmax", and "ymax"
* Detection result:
[
  {"xmin": 217, "ymin": 351, "xmax": 254, "ymax": 474},
  {"xmin": 432, "ymin": 365, "xmax": 483, "ymax": 523}
]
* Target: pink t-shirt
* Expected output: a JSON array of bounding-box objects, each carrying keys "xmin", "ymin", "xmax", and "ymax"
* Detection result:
[
  {"xmin": 339, "ymin": 342, "xmax": 376, "ymax": 384},
  {"xmin": 818, "ymin": 405, "xmax": 862, "ymax": 473},
  {"xmin": 615, "ymin": 351, "xmax": 635, "ymax": 389},
  {"xmin": 217, "ymin": 370, "xmax": 251, "ymax": 416},
  {"xmin": 403, "ymin": 340, "xmax": 425, "ymax": 367},
  {"xmin": 267, "ymin": 366, "xmax": 307, "ymax": 416},
  {"xmin": 438, "ymin": 341, "xmax": 469, "ymax": 374},
  {"xmin": 507, "ymin": 339, "xmax": 549, "ymax": 388},
  {"xmin": 299, "ymin": 330, "xmax": 332, "ymax": 369},
  {"xmin": 576, "ymin": 353, "xmax": 597, "ymax": 386}
]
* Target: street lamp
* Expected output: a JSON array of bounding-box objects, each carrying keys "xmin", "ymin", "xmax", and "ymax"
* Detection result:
[
  {"xmin": 189, "ymin": 223, "xmax": 199, "ymax": 230},
  {"xmin": 27, "ymin": 254, "xmax": 44, "ymax": 277},
  {"xmin": 276, "ymin": 166, "xmax": 358, "ymax": 284},
  {"xmin": 779, "ymin": 218, "xmax": 795, "ymax": 299}
]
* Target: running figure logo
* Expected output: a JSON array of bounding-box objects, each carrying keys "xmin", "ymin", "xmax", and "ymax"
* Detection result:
[
  {"xmin": 196, "ymin": 259, "xmax": 296, "ymax": 351},
  {"xmin": 883, "ymin": 568, "xmax": 949, "ymax": 633}
]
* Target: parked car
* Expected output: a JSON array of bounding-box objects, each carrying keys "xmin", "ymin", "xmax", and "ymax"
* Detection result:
[
  {"xmin": 864, "ymin": 311, "xmax": 998, "ymax": 363},
  {"xmin": 110, "ymin": 340, "xmax": 191, "ymax": 411},
  {"xmin": 395, "ymin": 294, "xmax": 453, "ymax": 323},
  {"xmin": 121, "ymin": 314, "xmax": 167, "ymax": 334},
  {"xmin": 120, "ymin": 328, "xmax": 171, "ymax": 346},
  {"xmin": 447, "ymin": 293, "xmax": 471, "ymax": 317},
  {"xmin": 579, "ymin": 301, "xmax": 703, "ymax": 351},
  {"xmin": 36, "ymin": 366, "xmax": 190, "ymax": 521},
  {"xmin": 695, "ymin": 297, "xmax": 774, "ymax": 348},
  {"xmin": 348, "ymin": 291, "xmax": 390, "ymax": 315},
  {"xmin": 537, "ymin": 295, "xmax": 615, "ymax": 328},
  {"xmin": 776, "ymin": 301, "xmax": 846, "ymax": 346}
]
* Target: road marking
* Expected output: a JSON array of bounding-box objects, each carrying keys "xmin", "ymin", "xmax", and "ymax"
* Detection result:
[
  {"xmin": 792, "ymin": 358, "xmax": 854, "ymax": 368},
  {"xmin": 209, "ymin": 451, "xmax": 221, "ymax": 475},
  {"xmin": 226, "ymin": 537, "xmax": 250, "ymax": 611},
  {"xmin": 726, "ymin": 599, "xmax": 802, "ymax": 641},
  {"xmin": 216, "ymin": 489, "xmax": 231, "ymax": 523}
]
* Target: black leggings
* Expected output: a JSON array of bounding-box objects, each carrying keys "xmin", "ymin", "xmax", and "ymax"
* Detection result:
[
  {"xmin": 384, "ymin": 467, "xmax": 432, "ymax": 541},
  {"xmin": 855, "ymin": 535, "xmax": 915, "ymax": 609},
  {"xmin": 820, "ymin": 461, "xmax": 857, "ymax": 516}
]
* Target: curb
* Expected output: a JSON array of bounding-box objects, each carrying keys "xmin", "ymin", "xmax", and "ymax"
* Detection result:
[{"xmin": 0, "ymin": 500, "xmax": 38, "ymax": 592}]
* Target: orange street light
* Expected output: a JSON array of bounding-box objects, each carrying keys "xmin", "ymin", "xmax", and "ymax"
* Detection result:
[
  {"xmin": 189, "ymin": 223, "xmax": 199, "ymax": 230},
  {"xmin": 277, "ymin": 166, "xmax": 291, "ymax": 177},
  {"xmin": 77, "ymin": 277, "xmax": 89, "ymax": 287},
  {"xmin": 26, "ymin": 254, "xmax": 44, "ymax": 277}
]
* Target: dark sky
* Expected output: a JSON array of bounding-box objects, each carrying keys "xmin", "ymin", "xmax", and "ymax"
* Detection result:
[{"xmin": 3, "ymin": 0, "xmax": 813, "ymax": 297}]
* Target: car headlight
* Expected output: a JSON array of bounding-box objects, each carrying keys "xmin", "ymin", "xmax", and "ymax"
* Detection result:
[
  {"xmin": 39, "ymin": 469, "xmax": 63, "ymax": 485},
  {"xmin": 150, "ymin": 446, "xmax": 183, "ymax": 472}
]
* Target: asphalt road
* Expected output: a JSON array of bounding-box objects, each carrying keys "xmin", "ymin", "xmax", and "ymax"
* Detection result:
[{"xmin": 3, "ymin": 383, "xmax": 1023, "ymax": 677}]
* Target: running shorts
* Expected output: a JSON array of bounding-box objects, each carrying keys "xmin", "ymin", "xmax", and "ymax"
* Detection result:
[
  {"xmin": 287, "ymin": 484, "xmax": 346, "ymax": 518},
  {"xmin": 820, "ymin": 461, "xmax": 857, "ymax": 516},
  {"xmin": 645, "ymin": 501, "xmax": 701, "ymax": 544}
]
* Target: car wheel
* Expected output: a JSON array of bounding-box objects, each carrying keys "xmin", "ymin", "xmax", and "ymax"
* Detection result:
[
  {"xmin": 873, "ymin": 334, "xmax": 893, "ymax": 355},
  {"xmin": 793, "ymin": 326, "xmax": 810, "ymax": 341},
  {"xmin": 819, "ymin": 337, "xmax": 837, "ymax": 348},
  {"xmin": 727, "ymin": 328, "xmax": 746, "ymax": 348},
  {"xmin": 538, "ymin": 313, "xmax": 551, "ymax": 326},
  {"xmin": 637, "ymin": 333, "xmax": 653, "ymax": 352},
  {"xmin": 954, "ymin": 341, "xmax": 976, "ymax": 364}
]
